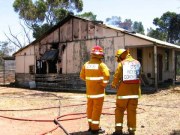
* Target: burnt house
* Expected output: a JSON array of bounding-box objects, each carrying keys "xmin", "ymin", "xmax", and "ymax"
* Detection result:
[{"xmin": 13, "ymin": 15, "xmax": 180, "ymax": 91}]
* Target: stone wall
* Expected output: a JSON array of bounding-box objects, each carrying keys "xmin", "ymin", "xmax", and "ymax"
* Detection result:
[{"xmin": 35, "ymin": 73, "xmax": 86, "ymax": 92}]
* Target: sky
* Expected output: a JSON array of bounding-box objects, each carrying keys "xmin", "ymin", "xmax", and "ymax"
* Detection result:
[{"xmin": 0, "ymin": 0, "xmax": 180, "ymax": 44}]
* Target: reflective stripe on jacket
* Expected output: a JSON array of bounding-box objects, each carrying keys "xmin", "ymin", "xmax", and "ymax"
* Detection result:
[{"xmin": 86, "ymin": 76, "xmax": 104, "ymax": 80}]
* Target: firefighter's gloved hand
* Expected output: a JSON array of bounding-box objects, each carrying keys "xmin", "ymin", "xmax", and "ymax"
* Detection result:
[{"xmin": 111, "ymin": 83, "xmax": 117, "ymax": 89}]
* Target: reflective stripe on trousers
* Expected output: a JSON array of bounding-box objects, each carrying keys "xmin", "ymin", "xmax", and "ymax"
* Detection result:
[
  {"xmin": 92, "ymin": 121, "xmax": 99, "ymax": 124},
  {"xmin": 88, "ymin": 119, "xmax": 92, "ymax": 122},
  {"xmin": 88, "ymin": 119, "xmax": 99, "ymax": 124},
  {"xmin": 129, "ymin": 127, "xmax": 136, "ymax": 131},
  {"xmin": 117, "ymin": 95, "xmax": 139, "ymax": 99},
  {"xmin": 87, "ymin": 93, "xmax": 105, "ymax": 98},
  {"xmin": 116, "ymin": 123, "xmax": 123, "ymax": 127}
]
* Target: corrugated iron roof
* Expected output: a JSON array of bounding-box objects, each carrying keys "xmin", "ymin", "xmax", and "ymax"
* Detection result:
[
  {"xmin": 2, "ymin": 56, "xmax": 15, "ymax": 60},
  {"xmin": 105, "ymin": 25, "xmax": 180, "ymax": 49}
]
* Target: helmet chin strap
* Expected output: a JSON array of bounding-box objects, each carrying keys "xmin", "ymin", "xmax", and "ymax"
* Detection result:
[
  {"xmin": 120, "ymin": 57, "xmax": 124, "ymax": 61},
  {"xmin": 91, "ymin": 54, "xmax": 104, "ymax": 59},
  {"xmin": 116, "ymin": 56, "xmax": 124, "ymax": 62}
]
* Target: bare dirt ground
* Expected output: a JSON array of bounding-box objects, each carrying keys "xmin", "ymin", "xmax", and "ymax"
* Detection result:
[{"xmin": 0, "ymin": 86, "xmax": 179, "ymax": 135}]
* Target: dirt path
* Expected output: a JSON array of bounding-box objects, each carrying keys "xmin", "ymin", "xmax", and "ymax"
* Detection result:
[{"xmin": 0, "ymin": 86, "xmax": 179, "ymax": 135}]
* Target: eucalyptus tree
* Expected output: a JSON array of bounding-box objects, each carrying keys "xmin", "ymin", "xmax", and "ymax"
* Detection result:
[
  {"xmin": 77, "ymin": 12, "xmax": 97, "ymax": 21},
  {"xmin": 132, "ymin": 21, "xmax": 145, "ymax": 35},
  {"xmin": 13, "ymin": 0, "xmax": 83, "ymax": 39},
  {"xmin": 147, "ymin": 11, "xmax": 180, "ymax": 44}
]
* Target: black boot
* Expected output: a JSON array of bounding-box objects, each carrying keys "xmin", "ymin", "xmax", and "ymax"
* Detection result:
[
  {"xmin": 91, "ymin": 128, "xmax": 105, "ymax": 134},
  {"xmin": 112, "ymin": 131, "xmax": 123, "ymax": 135},
  {"xmin": 129, "ymin": 132, "xmax": 135, "ymax": 135},
  {"xmin": 128, "ymin": 131, "xmax": 135, "ymax": 135}
]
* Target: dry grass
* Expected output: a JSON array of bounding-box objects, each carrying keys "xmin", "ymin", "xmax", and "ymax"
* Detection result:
[{"xmin": 0, "ymin": 86, "xmax": 179, "ymax": 135}]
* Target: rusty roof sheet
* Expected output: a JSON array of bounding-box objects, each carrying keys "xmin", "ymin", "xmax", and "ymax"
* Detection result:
[{"xmin": 41, "ymin": 49, "xmax": 58, "ymax": 61}]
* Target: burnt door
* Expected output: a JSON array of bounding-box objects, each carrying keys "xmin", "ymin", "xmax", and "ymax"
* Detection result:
[
  {"xmin": 157, "ymin": 54, "xmax": 163, "ymax": 81},
  {"xmin": 36, "ymin": 60, "xmax": 47, "ymax": 74}
]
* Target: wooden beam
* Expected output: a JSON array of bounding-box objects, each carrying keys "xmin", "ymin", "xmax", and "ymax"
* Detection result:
[
  {"xmin": 172, "ymin": 49, "xmax": 175, "ymax": 86},
  {"xmin": 154, "ymin": 45, "xmax": 158, "ymax": 90}
]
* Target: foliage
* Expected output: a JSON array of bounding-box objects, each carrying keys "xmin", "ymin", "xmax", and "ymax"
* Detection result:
[
  {"xmin": 77, "ymin": 12, "xmax": 97, "ymax": 21},
  {"xmin": 0, "ymin": 41, "xmax": 13, "ymax": 57},
  {"xmin": 0, "ymin": 41, "xmax": 14, "ymax": 67},
  {"xmin": 168, "ymin": 13, "xmax": 180, "ymax": 44},
  {"xmin": 147, "ymin": 12, "xmax": 180, "ymax": 44},
  {"xmin": 106, "ymin": 16, "xmax": 145, "ymax": 34},
  {"xmin": 132, "ymin": 21, "xmax": 145, "ymax": 34},
  {"xmin": 13, "ymin": 0, "xmax": 83, "ymax": 39},
  {"xmin": 147, "ymin": 27, "xmax": 167, "ymax": 41},
  {"xmin": 32, "ymin": 23, "xmax": 52, "ymax": 39}
]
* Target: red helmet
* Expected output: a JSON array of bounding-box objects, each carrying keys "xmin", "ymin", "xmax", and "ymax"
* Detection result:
[{"xmin": 91, "ymin": 45, "xmax": 104, "ymax": 56}]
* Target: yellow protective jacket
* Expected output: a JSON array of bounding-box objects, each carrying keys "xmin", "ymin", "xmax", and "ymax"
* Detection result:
[
  {"xmin": 112, "ymin": 54, "xmax": 141, "ymax": 99},
  {"xmin": 80, "ymin": 57, "xmax": 110, "ymax": 96}
]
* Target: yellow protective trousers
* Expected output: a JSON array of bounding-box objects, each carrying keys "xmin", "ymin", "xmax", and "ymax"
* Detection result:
[
  {"xmin": 115, "ymin": 99, "xmax": 138, "ymax": 132},
  {"xmin": 87, "ymin": 97, "xmax": 104, "ymax": 130}
]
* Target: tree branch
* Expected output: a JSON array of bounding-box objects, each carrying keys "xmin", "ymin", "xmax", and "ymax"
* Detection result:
[
  {"xmin": 20, "ymin": 21, "xmax": 31, "ymax": 44},
  {"xmin": 4, "ymin": 32, "xmax": 22, "ymax": 49},
  {"xmin": 4, "ymin": 26, "xmax": 23, "ymax": 48}
]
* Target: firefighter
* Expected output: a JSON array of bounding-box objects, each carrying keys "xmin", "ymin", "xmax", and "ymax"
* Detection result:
[
  {"xmin": 80, "ymin": 45, "xmax": 110, "ymax": 134},
  {"xmin": 111, "ymin": 49, "xmax": 141, "ymax": 135}
]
